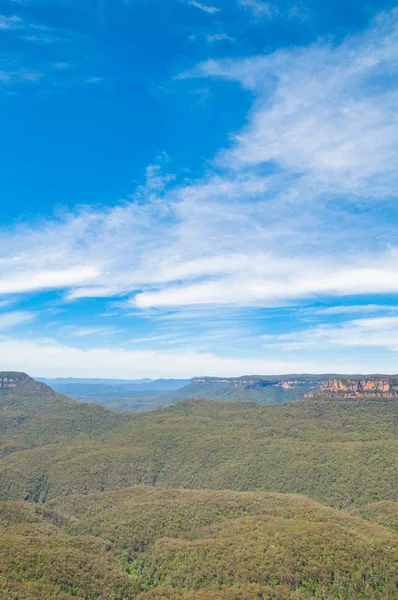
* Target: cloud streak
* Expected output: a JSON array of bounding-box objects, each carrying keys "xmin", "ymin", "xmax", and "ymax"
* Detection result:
[
  {"xmin": 0, "ymin": 336, "xmax": 389, "ymax": 378},
  {"xmin": 188, "ymin": 1, "xmax": 220, "ymax": 14},
  {"xmin": 0, "ymin": 14, "xmax": 22, "ymax": 29},
  {"xmin": 265, "ymin": 316, "xmax": 398, "ymax": 353},
  {"xmin": 0, "ymin": 267, "xmax": 100, "ymax": 295},
  {"xmin": 0, "ymin": 10, "xmax": 104, "ymax": 90},
  {"xmin": 0, "ymin": 311, "xmax": 36, "ymax": 331},
  {"xmin": 237, "ymin": 0, "xmax": 279, "ymax": 19}
]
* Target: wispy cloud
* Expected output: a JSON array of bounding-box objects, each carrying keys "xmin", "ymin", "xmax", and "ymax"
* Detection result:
[
  {"xmin": 53, "ymin": 62, "xmax": 70, "ymax": 69},
  {"xmin": 0, "ymin": 6, "xmax": 397, "ymax": 373},
  {"xmin": 66, "ymin": 326, "xmax": 119, "ymax": 337},
  {"xmin": 0, "ymin": 267, "xmax": 99, "ymax": 295},
  {"xmin": 22, "ymin": 32, "xmax": 65, "ymax": 44},
  {"xmin": 0, "ymin": 300, "xmax": 14, "ymax": 309},
  {"xmin": 309, "ymin": 305, "xmax": 398, "ymax": 316},
  {"xmin": 0, "ymin": 336, "xmax": 385, "ymax": 378},
  {"xmin": 0, "ymin": 11, "xmax": 102, "ymax": 91},
  {"xmin": 188, "ymin": 1, "xmax": 220, "ymax": 14},
  {"xmin": 0, "ymin": 14, "xmax": 22, "ymax": 29},
  {"xmin": 0, "ymin": 311, "xmax": 36, "ymax": 331},
  {"xmin": 264, "ymin": 316, "xmax": 398, "ymax": 353},
  {"xmin": 236, "ymin": 0, "xmax": 307, "ymax": 21},
  {"xmin": 193, "ymin": 11, "xmax": 398, "ymax": 200},
  {"xmin": 85, "ymin": 76, "xmax": 104, "ymax": 84},
  {"xmin": 0, "ymin": 64, "xmax": 45, "ymax": 85},
  {"xmin": 206, "ymin": 33, "xmax": 235, "ymax": 42},
  {"xmin": 131, "ymin": 260, "xmax": 398, "ymax": 308},
  {"xmin": 237, "ymin": 0, "xmax": 279, "ymax": 19},
  {"xmin": 0, "ymin": 13, "xmax": 63, "ymax": 42},
  {"xmin": 0, "ymin": 10, "xmax": 397, "ymax": 318}
]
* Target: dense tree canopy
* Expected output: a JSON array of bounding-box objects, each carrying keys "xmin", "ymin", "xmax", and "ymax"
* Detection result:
[{"xmin": 0, "ymin": 375, "xmax": 397, "ymax": 599}]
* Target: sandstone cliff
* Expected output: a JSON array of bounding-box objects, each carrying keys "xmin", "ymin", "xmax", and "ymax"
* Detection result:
[
  {"xmin": 313, "ymin": 377, "xmax": 398, "ymax": 398},
  {"xmin": 0, "ymin": 372, "xmax": 30, "ymax": 389}
]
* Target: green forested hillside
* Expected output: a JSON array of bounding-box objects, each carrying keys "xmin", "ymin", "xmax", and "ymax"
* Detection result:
[
  {"xmin": 1, "ymin": 394, "xmax": 396, "ymax": 507},
  {"xmin": 0, "ymin": 374, "xmax": 397, "ymax": 599},
  {"xmin": 351, "ymin": 500, "xmax": 398, "ymax": 531},
  {"xmin": 0, "ymin": 372, "xmax": 128, "ymax": 456},
  {"xmin": 0, "ymin": 501, "xmax": 140, "ymax": 599},
  {"xmin": 1, "ymin": 488, "xmax": 397, "ymax": 600}
]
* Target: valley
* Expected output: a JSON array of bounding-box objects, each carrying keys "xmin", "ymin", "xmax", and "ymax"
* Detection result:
[
  {"xmin": 36, "ymin": 374, "xmax": 338, "ymax": 412},
  {"xmin": 0, "ymin": 371, "xmax": 397, "ymax": 599}
]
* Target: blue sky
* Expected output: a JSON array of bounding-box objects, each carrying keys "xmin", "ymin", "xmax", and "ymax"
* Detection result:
[{"xmin": 1, "ymin": 0, "xmax": 398, "ymax": 377}]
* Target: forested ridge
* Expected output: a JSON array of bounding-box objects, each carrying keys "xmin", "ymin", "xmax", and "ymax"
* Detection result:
[{"xmin": 0, "ymin": 373, "xmax": 397, "ymax": 599}]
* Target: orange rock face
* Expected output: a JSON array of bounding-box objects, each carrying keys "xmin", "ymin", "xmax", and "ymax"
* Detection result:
[
  {"xmin": 318, "ymin": 378, "xmax": 397, "ymax": 398},
  {"xmin": 0, "ymin": 377, "xmax": 18, "ymax": 389}
]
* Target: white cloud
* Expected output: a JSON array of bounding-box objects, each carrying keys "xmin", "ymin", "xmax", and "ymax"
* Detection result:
[
  {"xmin": 0, "ymin": 300, "xmax": 14, "ymax": 309},
  {"xmin": 264, "ymin": 316, "xmax": 398, "ymax": 352},
  {"xmin": 0, "ymin": 15, "xmax": 22, "ymax": 29},
  {"xmin": 0, "ymin": 9, "xmax": 397, "ymax": 317},
  {"xmin": 0, "ymin": 65, "xmax": 45, "ymax": 86},
  {"xmin": 22, "ymin": 33, "xmax": 63, "ymax": 43},
  {"xmin": 0, "ymin": 7, "xmax": 396, "ymax": 375},
  {"xmin": 0, "ymin": 311, "xmax": 36, "ymax": 330},
  {"xmin": 195, "ymin": 9, "xmax": 398, "ymax": 198},
  {"xmin": 237, "ymin": 0, "xmax": 279, "ymax": 19},
  {"xmin": 236, "ymin": 0, "xmax": 306, "ymax": 20},
  {"xmin": 85, "ymin": 76, "xmax": 103, "ymax": 84},
  {"xmin": 0, "ymin": 267, "xmax": 99, "ymax": 295},
  {"xmin": 0, "ymin": 13, "xmax": 102, "ymax": 91},
  {"xmin": 188, "ymin": 1, "xmax": 220, "ymax": 14},
  {"xmin": 67, "ymin": 326, "xmax": 119, "ymax": 337},
  {"xmin": 0, "ymin": 337, "xmax": 390, "ymax": 378},
  {"xmin": 132, "ymin": 261, "xmax": 398, "ymax": 308},
  {"xmin": 2, "ymin": 160, "xmax": 398, "ymax": 310},
  {"xmin": 206, "ymin": 33, "xmax": 235, "ymax": 43},
  {"xmin": 310, "ymin": 305, "xmax": 398, "ymax": 316}
]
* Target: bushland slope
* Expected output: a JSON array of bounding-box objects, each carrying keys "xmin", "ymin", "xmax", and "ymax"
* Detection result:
[
  {"xmin": 1, "ymin": 488, "xmax": 397, "ymax": 600},
  {"xmin": 1, "ymin": 388, "xmax": 396, "ymax": 507},
  {"xmin": 0, "ymin": 372, "xmax": 128, "ymax": 457}
]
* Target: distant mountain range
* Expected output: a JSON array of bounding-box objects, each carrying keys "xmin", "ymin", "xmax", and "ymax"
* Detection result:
[
  {"xmin": 36, "ymin": 373, "xmax": 394, "ymax": 412},
  {"xmin": 37, "ymin": 376, "xmax": 189, "ymax": 392},
  {"xmin": 158, "ymin": 375, "xmax": 330, "ymax": 406},
  {"xmin": 37, "ymin": 377, "xmax": 154, "ymax": 385},
  {"xmin": 36, "ymin": 377, "xmax": 190, "ymax": 412}
]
